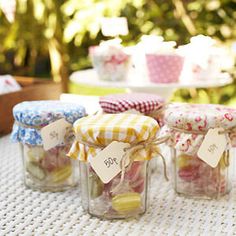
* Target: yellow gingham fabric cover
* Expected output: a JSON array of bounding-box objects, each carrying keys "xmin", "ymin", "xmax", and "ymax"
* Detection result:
[{"xmin": 68, "ymin": 114, "xmax": 159, "ymax": 161}]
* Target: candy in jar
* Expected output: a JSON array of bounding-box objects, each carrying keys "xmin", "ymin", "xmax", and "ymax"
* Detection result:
[
  {"xmin": 162, "ymin": 103, "xmax": 236, "ymax": 199},
  {"xmin": 68, "ymin": 114, "xmax": 160, "ymax": 219},
  {"xmin": 11, "ymin": 100, "xmax": 86, "ymax": 192}
]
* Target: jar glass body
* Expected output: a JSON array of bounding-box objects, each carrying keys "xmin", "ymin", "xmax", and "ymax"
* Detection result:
[
  {"xmin": 171, "ymin": 148, "xmax": 233, "ymax": 199},
  {"xmin": 79, "ymin": 160, "xmax": 151, "ymax": 219},
  {"xmin": 21, "ymin": 143, "xmax": 79, "ymax": 192}
]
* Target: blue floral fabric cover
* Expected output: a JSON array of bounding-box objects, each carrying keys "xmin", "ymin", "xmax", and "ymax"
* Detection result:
[{"xmin": 11, "ymin": 100, "xmax": 86, "ymax": 145}]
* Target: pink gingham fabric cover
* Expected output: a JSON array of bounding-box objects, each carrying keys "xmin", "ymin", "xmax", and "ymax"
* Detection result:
[
  {"xmin": 161, "ymin": 103, "xmax": 236, "ymax": 155},
  {"xmin": 99, "ymin": 93, "xmax": 165, "ymax": 114}
]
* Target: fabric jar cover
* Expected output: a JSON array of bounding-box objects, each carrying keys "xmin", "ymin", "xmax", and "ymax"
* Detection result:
[
  {"xmin": 99, "ymin": 93, "xmax": 165, "ymax": 114},
  {"xmin": 146, "ymin": 54, "xmax": 184, "ymax": 83},
  {"xmin": 161, "ymin": 103, "xmax": 236, "ymax": 156},
  {"xmin": 11, "ymin": 100, "xmax": 86, "ymax": 146},
  {"xmin": 68, "ymin": 113, "xmax": 159, "ymax": 161}
]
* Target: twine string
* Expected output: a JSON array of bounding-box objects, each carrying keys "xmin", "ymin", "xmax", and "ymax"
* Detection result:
[
  {"xmin": 15, "ymin": 121, "xmax": 74, "ymax": 143},
  {"xmin": 14, "ymin": 121, "xmax": 44, "ymax": 129},
  {"xmin": 75, "ymin": 134, "xmax": 171, "ymax": 193},
  {"xmin": 111, "ymin": 136, "xmax": 170, "ymax": 194},
  {"xmin": 170, "ymin": 126, "xmax": 231, "ymax": 167},
  {"xmin": 170, "ymin": 126, "xmax": 235, "ymax": 135}
]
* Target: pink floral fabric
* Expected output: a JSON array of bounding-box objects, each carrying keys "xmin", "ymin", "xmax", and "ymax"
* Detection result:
[{"xmin": 162, "ymin": 103, "xmax": 236, "ymax": 155}]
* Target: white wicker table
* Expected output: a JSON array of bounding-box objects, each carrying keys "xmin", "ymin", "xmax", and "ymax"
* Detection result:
[{"xmin": 1, "ymin": 134, "xmax": 236, "ymax": 236}]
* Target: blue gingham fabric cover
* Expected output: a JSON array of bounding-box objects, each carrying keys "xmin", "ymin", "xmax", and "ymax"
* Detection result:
[{"xmin": 11, "ymin": 100, "xmax": 86, "ymax": 145}]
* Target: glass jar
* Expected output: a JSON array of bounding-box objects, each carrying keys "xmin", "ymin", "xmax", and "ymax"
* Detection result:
[
  {"xmin": 21, "ymin": 143, "xmax": 79, "ymax": 192},
  {"xmin": 163, "ymin": 103, "xmax": 236, "ymax": 199},
  {"xmin": 68, "ymin": 113, "xmax": 160, "ymax": 219},
  {"xmin": 171, "ymin": 149, "xmax": 232, "ymax": 199},
  {"xmin": 11, "ymin": 100, "xmax": 86, "ymax": 192},
  {"xmin": 79, "ymin": 160, "xmax": 150, "ymax": 219}
]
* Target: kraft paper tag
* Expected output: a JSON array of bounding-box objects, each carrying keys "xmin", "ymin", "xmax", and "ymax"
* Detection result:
[
  {"xmin": 123, "ymin": 109, "xmax": 142, "ymax": 115},
  {"xmin": 41, "ymin": 118, "xmax": 72, "ymax": 151},
  {"xmin": 89, "ymin": 141, "xmax": 130, "ymax": 184},
  {"xmin": 197, "ymin": 128, "xmax": 227, "ymax": 168}
]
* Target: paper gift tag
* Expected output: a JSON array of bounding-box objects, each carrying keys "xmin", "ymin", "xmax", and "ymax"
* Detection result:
[
  {"xmin": 89, "ymin": 141, "xmax": 130, "ymax": 184},
  {"xmin": 197, "ymin": 128, "xmax": 227, "ymax": 168},
  {"xmin": 41, "ymin": 118, "xmax": 72, "ymax": 151}
]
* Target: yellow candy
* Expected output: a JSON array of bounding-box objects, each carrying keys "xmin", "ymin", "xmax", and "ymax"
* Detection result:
[
  {"xmin": 112, "ymin": 192, "xmax": 141, "ymax": 213},
  {"xmin": 219, "ymin": 155, "xmax": 227, "ymax": 170},
  {"xmin": 177, "ymin": 154, "xmax": 192, "ymax": 168},
  {"xmin": 89, "ymin": 174, "xmax": 104, "ymax": 199},
  {"xmin": 28, "ymin": 147, "xmax": 45, "ymax": 162},
  {"xmin": 26, "ymin": 162, "xmax": 46, "ymax": 181},
  {"xmin": 51, "ymin": 165, "xmax": 72, "ymax": 183}
]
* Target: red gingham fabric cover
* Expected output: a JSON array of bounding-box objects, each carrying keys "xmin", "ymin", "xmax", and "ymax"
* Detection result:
[{"xmin": 99, "ymin": 93, "xmax": 165, "ymax": 114}]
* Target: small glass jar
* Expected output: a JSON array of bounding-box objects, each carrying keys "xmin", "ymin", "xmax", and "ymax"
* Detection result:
[
  {"xmin": 80, "ymin": 160, "xmax": 150, "ymax": 219},
  {"xmin": 68, "ymin": 113, "xmax": 159, "ymax": 219},
  {"xmin": 172, "ymin": 149, "xmax": 232, "ymax": 199},
  {"xmin": 163, "ymin": 103, "xmax": 236, "ymax": 199},
  {"xmin": 11, "ymin": 100, "xmax": 86, "ymax": 192},
  {"xmin": 21, "ymin": 143, "xmax": 79, "ymax": 192}
]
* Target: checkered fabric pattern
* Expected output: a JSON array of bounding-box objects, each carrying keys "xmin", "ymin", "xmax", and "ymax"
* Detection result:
[
  {"xmin": 146, "ymin": 54, "xmax": 184, "ymax": 83},
  {"xmin": 68, "ymin": 114, "xmax": 159, "ymax": 161},
  {"xmin": 99, "ymin": 93, "xmax": 165, "ymax": 114}
]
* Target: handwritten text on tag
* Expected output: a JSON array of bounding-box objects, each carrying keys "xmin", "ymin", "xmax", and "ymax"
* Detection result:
[
  {"xmin": 197, "ymin": 128, "xmax": 227, "ymax": 168},
  {"xmin": 41, "ymin": 118, "xmax": 72, "ymax": 151},
  {"xmin": 89, "ymin": 141, "xmax": 130, "ymax": 183}
]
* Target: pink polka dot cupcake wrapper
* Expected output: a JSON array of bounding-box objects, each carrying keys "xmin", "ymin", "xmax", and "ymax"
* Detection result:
[{"xmin": 146, "ymin": 54, "xmax": 184, "ymax": 83}]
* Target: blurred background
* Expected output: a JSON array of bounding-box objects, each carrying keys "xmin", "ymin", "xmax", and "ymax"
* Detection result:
[{"xmin": 0, "ymin": 0, "xmax": 235, "ymax": 104}]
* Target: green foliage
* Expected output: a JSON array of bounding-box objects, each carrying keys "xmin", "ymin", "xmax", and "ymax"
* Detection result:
[{"xmin": 0, "ymin": 0, "xmax": 235, "ymax": 102}]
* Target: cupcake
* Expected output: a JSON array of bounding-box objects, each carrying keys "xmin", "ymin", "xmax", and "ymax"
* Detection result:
[{"xmin": 90, "ymin": 39, "xmax": 131, "ymax": 82}]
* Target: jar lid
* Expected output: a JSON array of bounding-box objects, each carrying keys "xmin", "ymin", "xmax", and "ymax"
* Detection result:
[
  {"xmin": 99, "ymin": 93, "xmax": 165, "ymax": 114},
  {"xmin": 13, "ymin": 100, "xmax": 86, "ymax": 126},
  {"xmin": 11, "ymin": 100, "xmax": 86, "ymax": 145},
  {"xmin": 165, "ymin": 103, "xmax": 236, "ymax": 132},
  {"xmin": 70, "ymin": 113, "xmax": 159, "ymax": 161},
  {"xmin": 162, "ymin": 103, "xmax": 236, "ymax": 155}
]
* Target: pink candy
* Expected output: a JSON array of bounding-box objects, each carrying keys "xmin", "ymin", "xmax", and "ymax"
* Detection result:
[{"xmin": 40, "ymin": 146, "xmax": 71, "ymax": 172}]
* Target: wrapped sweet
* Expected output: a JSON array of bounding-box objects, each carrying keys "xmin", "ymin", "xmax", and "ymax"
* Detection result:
[
  {"xmin": 11, "ymin": 100, "xmax": 86, "ymax": 192},
  {"xmin": 89, "ymin": 39, "xmax": 131, "ymax": 81},
  {"xmin": 68, "ymin": 114, "xmax": 161, "ymax": 219},
  {"xmin": 99, "ymin": 92, "xmax": 165, "ymax": 126},
  {"xmin": 162, "ymin": 103, "xmax": 236, "ymax": 199}
]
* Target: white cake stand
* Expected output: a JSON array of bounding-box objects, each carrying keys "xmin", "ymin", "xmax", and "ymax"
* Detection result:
[{"xmin": 70, "ymin": 69, "xmax": 232, "ymax": 99}]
